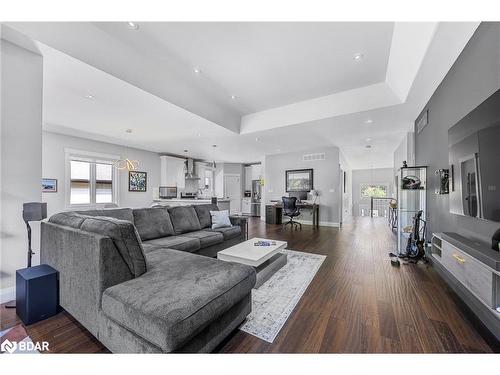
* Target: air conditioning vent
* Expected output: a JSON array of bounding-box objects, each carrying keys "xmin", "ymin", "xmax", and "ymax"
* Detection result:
[{"xmin": 302, "ymin": 153, "xmax": 326, "ymax": 162}]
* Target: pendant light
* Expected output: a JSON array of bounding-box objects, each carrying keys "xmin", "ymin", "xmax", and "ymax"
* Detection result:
[{"xmin": 113, "ymin": 158, "xmax": 138, "ymax": 171}]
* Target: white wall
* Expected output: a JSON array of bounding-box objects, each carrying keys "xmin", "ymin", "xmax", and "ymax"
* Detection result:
[
  {"xmin": 352, "ymin": 168, "xmax": 394, "ymax": 217},
  {"xmin": 42, "ymin": 131, "xmax": 161, "ymax": 217},
  {"xmin": 264, "ymin": 146, "xmax": 341, "ymax": 226},
  {"xmin": 1, "ymin": 40, "xmax": 43, "ymax": 300}
]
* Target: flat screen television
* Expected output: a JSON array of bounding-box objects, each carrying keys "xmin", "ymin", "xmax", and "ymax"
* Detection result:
[{"xmin": 448, "ymin": 88, "xmax": 500, "ymax": 222}]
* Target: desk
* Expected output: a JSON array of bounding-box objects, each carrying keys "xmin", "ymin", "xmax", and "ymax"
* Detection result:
[{"xmin": 266, "ymin": 202, "xmax": 320, "ymax": 228}]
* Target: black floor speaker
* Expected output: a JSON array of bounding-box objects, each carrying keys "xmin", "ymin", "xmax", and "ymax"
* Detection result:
[{"xmin": 16, "ymin": 264, "xmax": 58, "ymax": 325}]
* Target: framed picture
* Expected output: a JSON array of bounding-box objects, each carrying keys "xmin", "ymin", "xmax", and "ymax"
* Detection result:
[
  {"xmin": 129, "ymin": 171, "xmax": 147, "ymax": 192},
  {"xmin": 285, "ymin": 169, "xmax": 313, "ymax": 192},
  {"xmin": 42, "ymin": 178, "xmax": 57, "ymax": 193}
]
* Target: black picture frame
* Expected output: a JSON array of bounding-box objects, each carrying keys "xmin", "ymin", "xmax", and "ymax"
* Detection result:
[
  {"xmin": 128, "ymin": 171, "xmax": 147, "ymax": 192},
  {"xmin": 285, "ymin": 169, "xmax": 313, "ymax": 192}
]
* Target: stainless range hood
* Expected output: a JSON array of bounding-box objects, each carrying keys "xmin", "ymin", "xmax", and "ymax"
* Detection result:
[{"xmin": 185, "ymin": 158, "xmax": 200, "ymax": 180}]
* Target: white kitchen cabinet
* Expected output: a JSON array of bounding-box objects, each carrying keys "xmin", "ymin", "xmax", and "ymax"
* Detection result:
[
  {"xmin": 242, "ymin": 198, "xmax": 251, "ymax": 214},
  {"xmin": 244, "ymin": 166, "xmax": 252, "ymax": 190},
  {"xmin": 251, "ymin": 164, "xmax": 262, "ymax": 181},
  {"xmin": 160, "ymin": 155, "xmax": 186, "ymax": 189}
]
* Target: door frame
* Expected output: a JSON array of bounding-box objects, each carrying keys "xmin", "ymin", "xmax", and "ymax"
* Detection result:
[{"xmin": 223, "ymin": 174, "xmax": 242, "ymax": 214}]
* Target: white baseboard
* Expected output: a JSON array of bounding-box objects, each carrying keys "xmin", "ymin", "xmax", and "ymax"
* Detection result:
[
  {"xmin": 295, "ymin": 220, "xmax": 340, "ymax": 227},
  {"xmin": 0, "ymin": 286, "xmax": 15, "ymax": 304}
]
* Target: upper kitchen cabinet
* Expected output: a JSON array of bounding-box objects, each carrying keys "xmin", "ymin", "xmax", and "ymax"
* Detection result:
[
  {"xmin": 251, "ymin": 164, "xmax": 262, "ymax": 181},
  {"xmin": 244, "ymin": 166, "xmax": 252, "ymax": 190},
  {"xmin": 160, "ymin": 155, "xmax": 186, "ymax": 189}
]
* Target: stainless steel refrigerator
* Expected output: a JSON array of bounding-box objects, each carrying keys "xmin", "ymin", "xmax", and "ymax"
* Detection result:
[{"xmin": 251, "ymin": 180, "xmax": 261, "ymax": 217}]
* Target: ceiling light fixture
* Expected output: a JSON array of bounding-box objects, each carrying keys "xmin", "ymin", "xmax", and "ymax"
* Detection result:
[
  {"xmin": 366, "ymin": 137, "xmax": 372, "ymax": 142},
  {"xmin": 353, "ymin": 53, "xmax": 364, "ymax": 61},
  {"xmin": 193, "ymin": 68, "xmax": 201, "ymax": 74},
  {"xmin": 231, "ymin": 95, "xmax": 237, "ymax": 100},
  {"xmin": 255, "ymin": 137, "xmax": 260, "ymax": 142},
  {"xmin": 84, "ymin": 94, "xmax": 95, "ymax": 100},
  {"xmin": 211, "ymin": 145, "xmax": 217, "ymax": 169},
  {"xmin": 113, "ymin": 158, "xmax": 138, "ymax": 171},
  {"xmin": 125, "ymin": 129, "xmax": 133, "ymax": 134},
  {"xmin": 365, "ymin": 119, "xmax": 373, "ymax": 124},
  {"xmin": 127, "ymin": 22, "xmax": 139, "ymax": 30},
  {"xmin": 365, "ymin": 145, "xmax": 372, "ymax": 149}
]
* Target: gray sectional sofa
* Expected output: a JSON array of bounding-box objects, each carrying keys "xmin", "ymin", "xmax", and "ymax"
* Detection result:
[{"xmin": 40, "ymin": 204, "xmax": 255, "ymax": 353}]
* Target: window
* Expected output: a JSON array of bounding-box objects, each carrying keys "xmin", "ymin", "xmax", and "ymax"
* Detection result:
[
  {"xmin": 66, "ymin": 150, "xmax": 119, "ymax": 208},
  {"xmin": 70, "ymin": 160, "xmax": 91, "ymax": 204},
  {"xmin": 96, "ymin": 163, "xmax": 113, "ymax": 203},
  {"xmin": 360, "ymin": 184, "xmax": 388, "ymax": 198}
]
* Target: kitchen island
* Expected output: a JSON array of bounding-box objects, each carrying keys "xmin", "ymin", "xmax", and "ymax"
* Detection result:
[{"xmin": 153, "ymin": 198, "xmax": 230, "ymax": 212}]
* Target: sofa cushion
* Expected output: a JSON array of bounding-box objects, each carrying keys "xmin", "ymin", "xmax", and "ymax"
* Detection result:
[
  {"xmin": 181, "ymin": 230, "xmax": 224, "ymax": 248},
  {"xmin": 132, "ymin": 207, "xmax": 175, "ymax": 241},
  {"xmin": 167, "ymin": 206, "xmax": 202, "ymax": 235},
  {"xmin": 101, "ymin": 248, "xmax": 256, "ymax": 352},
  {"xmin": 80, "ymin": 216, "xmax": 147, "ymax": 277},
  {"xmin": 48, "ymin": 212, "xmax": 87, "ymax": 229},
  {"xmin": 142, "ymin": 236, "xmax": 201, "ymax": 253},
  {"xmin": 75, "ymin": 208, "xmax": 134, "ymax": 223},
  {"xmin": 208, "ymin": 226, "xmax": 242, "ymax": 240},
  {"xmin": 193, "ymin": 204, "xmax": 219, "ymax": 229}
]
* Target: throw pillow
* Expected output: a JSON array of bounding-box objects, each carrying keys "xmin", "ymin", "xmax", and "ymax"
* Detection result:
[{"xmin": 210, "ymin": 210, "xmax": 232, "ymax": 229}]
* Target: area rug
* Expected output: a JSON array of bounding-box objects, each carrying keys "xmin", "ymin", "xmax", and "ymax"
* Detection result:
[{"xmin": 239, "ymin": 249, "xmax": 326, "ymax": 343}]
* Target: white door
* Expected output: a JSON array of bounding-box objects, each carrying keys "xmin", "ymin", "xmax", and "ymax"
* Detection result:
[{"xmin": 224, "ymin": 175, "xmax": 242, "ymax": 214}]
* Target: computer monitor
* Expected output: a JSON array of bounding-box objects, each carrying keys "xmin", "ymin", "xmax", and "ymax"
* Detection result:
[{"xmin": 289, "ymin": 191, "xmax": 308, "ymax": 202}]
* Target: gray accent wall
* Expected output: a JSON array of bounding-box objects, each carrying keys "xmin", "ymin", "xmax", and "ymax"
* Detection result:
[
  {"xmin": 414, "ymin": 22, "xmax": 500, "ymax": 243},
  {"xmin": 264, "ymin": 146, "xmax": 340, "ymax": 225}
]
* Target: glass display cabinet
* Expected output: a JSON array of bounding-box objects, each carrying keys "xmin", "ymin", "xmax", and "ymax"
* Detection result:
[{"xmin": 397, "ymin": 166, "xmax": 427, "ymax": 255}]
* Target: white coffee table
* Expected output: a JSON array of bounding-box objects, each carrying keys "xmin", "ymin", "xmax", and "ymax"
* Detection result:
[{"xmin": 217, "ymin": 238, "xmax": 288, "ymax": 288}]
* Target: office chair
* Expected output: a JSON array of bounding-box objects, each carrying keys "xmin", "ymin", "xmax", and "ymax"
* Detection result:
[{"xmin": 282, "ymin": 196, "xmax": 302, "ymax": 230}]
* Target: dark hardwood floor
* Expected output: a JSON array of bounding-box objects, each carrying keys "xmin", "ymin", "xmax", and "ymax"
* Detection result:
[{"xmin": 1, "ymin": 217, "xmax": 498, "ymax": 353}]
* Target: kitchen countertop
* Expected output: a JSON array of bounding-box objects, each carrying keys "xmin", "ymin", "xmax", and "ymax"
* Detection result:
[{"xmin": 153, "ymin": 198, "xmax": 230, "ymax": 203}]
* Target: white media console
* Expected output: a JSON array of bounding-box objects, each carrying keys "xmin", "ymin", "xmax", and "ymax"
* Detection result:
[{"xmin": 430, "ymin": 232, "xmax": 500, "ymax": 340}]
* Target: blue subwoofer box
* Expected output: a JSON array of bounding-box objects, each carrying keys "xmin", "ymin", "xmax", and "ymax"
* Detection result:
[{"xmin": 16, "ymin": 264, "xmax": 59, "ymax": 325}]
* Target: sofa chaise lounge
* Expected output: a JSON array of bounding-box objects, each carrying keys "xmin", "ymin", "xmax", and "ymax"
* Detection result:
[{"xmin": 41, "ymin": 204, "xmax": 255, "ymax": 353}]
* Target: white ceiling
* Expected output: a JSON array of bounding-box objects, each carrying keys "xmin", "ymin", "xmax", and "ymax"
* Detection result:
[
  {"xmin": 95, "ymin": 22, "xmax": 394, "ymax": 114},
  {"xmin": 4, "ymin": 22, "xmax": 480, "ymax": 169}
]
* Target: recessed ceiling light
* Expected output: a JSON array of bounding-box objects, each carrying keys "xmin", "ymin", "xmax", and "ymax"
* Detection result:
[
  {"xmin": 193, "ymin": 68, "xmax": 201, "ymax": 74},
  {"xmin": 365, "ymin": 145, "xmax": 372, "ymax": 149},
  {"xmin": 353, "ymin": 53, "xmax": 364, "ymax": 61},
  {"xmin": 212, "ymin": 144, "xmax": 217, "ymax": 148},
  {"xmin": 84, "ymin": 94, "xmax": 95, "ymax": 100},
  {"xmin": 255, "ymin": 137, "xmax": 260, "ymax": 142},
  {"xmin": 183, "ymin": 149, "xmax": 188, "ymax": 153},
  {"xmin": 366, "ymin": 137, "xmax": 372, "ymax": 142},
  {"xmin": 231, "ymin": 95, "xmax": 237, "ymax": 100},
  {"xmin": 197, "ymin": 133, "xmax": 202, "ymax": 137},
  {"xmin": 125, "ymin": 128, "xmax": 133, "ymax": 133},
  {"xmin": 127, "ymin": 22, "xmax": 139, "ymax": 30},
  {"xmin": 365, "ymin": 119, "xmax": 373, "ymax": 124}
]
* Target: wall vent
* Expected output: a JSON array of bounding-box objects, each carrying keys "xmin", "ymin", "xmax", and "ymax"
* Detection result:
[{"xmin": 302, "ymin": 152, "xmax": 326, "ymax": 162}]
